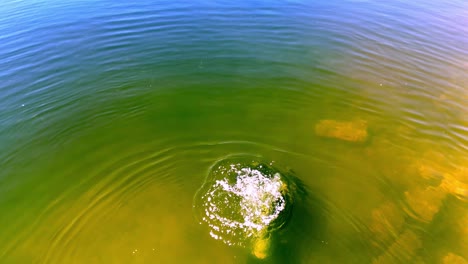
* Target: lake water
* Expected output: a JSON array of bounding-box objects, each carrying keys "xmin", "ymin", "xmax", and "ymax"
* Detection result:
[{"xmin": 0, "ymin": 0, "xmax": 467, "ymax": 263}]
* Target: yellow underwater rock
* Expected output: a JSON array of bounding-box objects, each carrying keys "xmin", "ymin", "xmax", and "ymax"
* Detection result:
[
  {"xmin": 440, "ymin": 174, "xmax": 468, "ymax": 202},
  {"xmin": 405, "ymin": 165, "xmax": 467, "ymax": 225},
  {"xmin": 413, "ymin": 151, "xmax": 468, "ymax": 199},
  {"xmin": 252, "ymin": 237, "xmax": 270, "ymax": 260},
  {"xmin": 315, "ymin": 119, "xmax": 368, "ymax": 142},
  {"xmin": 372, "ymin": 230, "xmax": 422, "ymax": 264},
  {"xmin": 411, "ymin": 150, "xmax": 448, "ymax": 179},
  {"xmin": 404, "ymin": 185, "xmax": 446, "ymax": 223},
  {"xmin": 369, "ymin": 202, "xmax": 405, "ymax": 249},
  {"xmin": 443, "ymin": 253, "xmax": 468, "ymax": 264}
]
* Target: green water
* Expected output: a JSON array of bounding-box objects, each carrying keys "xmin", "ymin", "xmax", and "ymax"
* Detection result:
[{"xmin": 0, "ymin": 0, "xmax": 467, "ymax": 263}]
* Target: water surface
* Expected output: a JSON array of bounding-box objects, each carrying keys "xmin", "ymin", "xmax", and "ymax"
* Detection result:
[{"xmin": 0, "ymin": 0, "xmax": 467, "ymax": 263}]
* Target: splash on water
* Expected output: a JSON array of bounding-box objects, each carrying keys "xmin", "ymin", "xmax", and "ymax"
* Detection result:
[{"xmin": 193, "ymin": 158, "xmax": 294, "ymax": 258}]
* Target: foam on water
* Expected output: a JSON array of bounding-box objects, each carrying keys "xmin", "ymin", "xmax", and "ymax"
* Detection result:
[{"xmin": 194, "ymin": 159, "xmax": 292, "ymax": 251}]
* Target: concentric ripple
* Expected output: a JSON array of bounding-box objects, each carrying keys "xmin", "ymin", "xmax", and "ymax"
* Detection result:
[{"xmin": 194, "ymin": 157, "xmax": 295, "ymax": 258}]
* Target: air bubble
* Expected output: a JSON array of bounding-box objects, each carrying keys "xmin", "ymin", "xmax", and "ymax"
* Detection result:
[{"xmin": 193, "ymin": 157, "xmax": 295, "ymax": 257}]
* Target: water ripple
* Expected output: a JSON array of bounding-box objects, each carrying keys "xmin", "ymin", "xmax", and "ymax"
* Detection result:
[{"xmin": 1, "ymin": 0, "xmax": 467, "ymax": 262}]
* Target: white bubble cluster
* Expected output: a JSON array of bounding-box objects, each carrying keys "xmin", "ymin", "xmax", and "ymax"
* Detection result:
[{"xmin": 196, "ymin": 163, "xmax": 287, "ymax": 247}]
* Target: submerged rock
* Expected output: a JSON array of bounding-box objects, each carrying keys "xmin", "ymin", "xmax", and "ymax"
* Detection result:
[
  {"xmin": 369, "ymin": 202, "xmax": 405, "ymax": 249},
  {"xmin": 372, "ymin": 230, "xmax": 422, "ymax": 264},
  {"xmin": 404, "ymin": 152, "xmax": 468, "ymax": 224},
  {"xmin": 443, "ymin": 253, "xmax": 468, "ymax": 264},
  {"xmin": 315, "ymin": 119, "xmax": 368, "ymax": 143},
  {"xmin": 404, "ymin": 185, "xmax": 446, "ymax": 223},
  {"xmin": 441, "ymin": 166, "xmax": 468, "ymax": 202},
  {"xmin": 193, "ymin": 158, "xmax": 296, "ymax": 259},
  {"xmin": 413, "ymin": 151, "xmax": 468, "ymax": 202}
]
